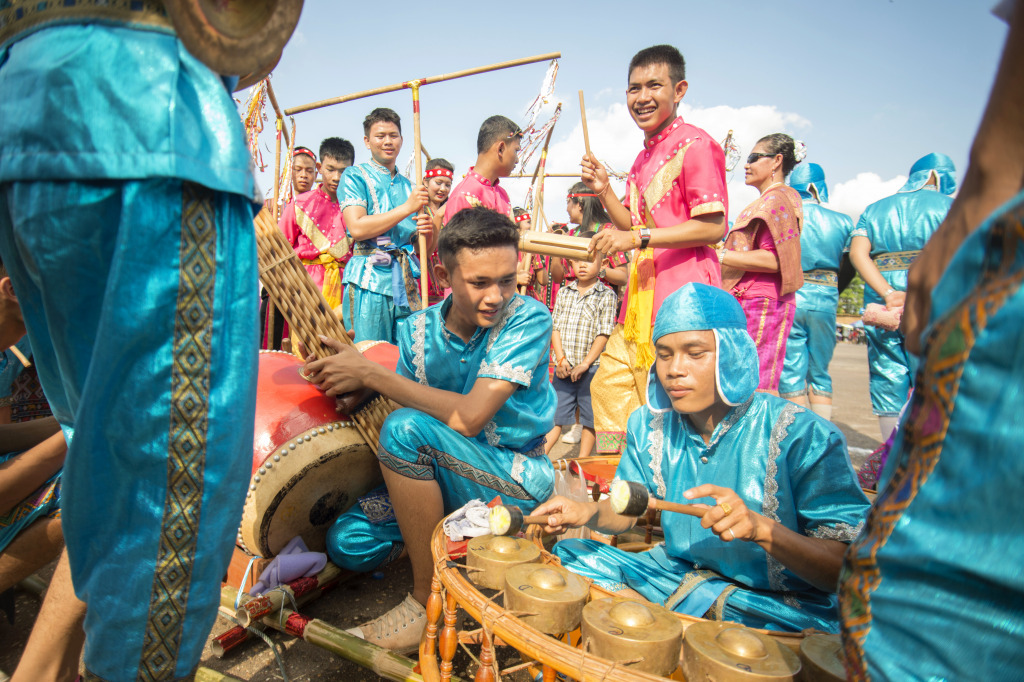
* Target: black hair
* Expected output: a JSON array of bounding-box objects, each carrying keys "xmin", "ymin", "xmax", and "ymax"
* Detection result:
[
  {"xmin": 512, "ymin": 207, "xmax": 529, "ymax": 218},
  {"xmin": 576, "ymin": 230, "xmax": 596, "ymax": 240},
  {"xmin": 363, "ymin": 108, "xmax": 402, "ymax": 136},
  {"xmin": 319, "ymin": 138, "xmax": 354, "ymax": 165},
  {"xmin": 756, "ymin": 133, "xmax": 801, "ymax": 176},
  {"xmin": 438, "ymin": 207, "xmax": 519, "ymax": 270},
  {"xmin": 550, "ymin": 222, "xmax": 568, "ymax": 235},
  {"xmin": 629, "ymin": 45, "xmax": 686, "ymax": 84},
  {"xmin": 425, "ymin": 157, "xmax": 454, "ymax": 173},
  {"xmin": 476, "ymin": 115, "xmax": 523, "ymax": 154},
  {"xmin": 567, "ymin": 181, "xmax": 611, "ymax": 230}
]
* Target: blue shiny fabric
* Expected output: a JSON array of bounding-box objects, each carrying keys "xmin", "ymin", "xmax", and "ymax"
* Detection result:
[
  {"xmin": 330, "ymin": 295, "xmax": 556, "ymax": 571},
  {"xmin": 341, "ymin": 285, "xmax": 409, "ymax": 345},
  {"xmin": 779, "ymin": 192, "xmax": 855, "ymax": 398},
  {"xmin": 326, "ymin": 485, "xmax": 405, "ymax": 573},
  {"xmin": 0, "ymin": 24, "xmax": 258, "ymax": 681},
  {"xmin": 340, "ymin": 160, "xmax": 420, "ymax": 342},
  {"xmin": 897, "ymin": 152, "xmax": 957, "ymax": 195},
  {"xmin": 647, "ymin": 283, "xmax": 758, "ymax": 407},
  {"xmin": 853, "ymin": 158, "xmax": 954, "ymax": 416},
  {"xmin": 555, "ymin": 394, "xmax": 870, "ymax": 632},
  {"xmin": 841, "ymin": 190, "xmax": 1024, "ymax": 680},
  {"xmin": 789, "ymin": 163, "xmax": 830, "ymax": 204}
]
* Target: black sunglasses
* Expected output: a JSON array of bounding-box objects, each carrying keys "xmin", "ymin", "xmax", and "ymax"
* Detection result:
[{"xmin": 746, "ymin": 152, "xmax": 777, "ymax": 164}]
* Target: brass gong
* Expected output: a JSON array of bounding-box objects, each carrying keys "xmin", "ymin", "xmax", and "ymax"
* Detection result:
[
  {"xmin": 682, "ymin": 621, "xmax": 802, "ymax": 681},
  {"xmin": 503, "ymin": 564, "xmax": 589, "ymax": 635},
  {"xmin": 581, "ymin": 598, "xmax": 683, "ymax": 677},
  {"xmin": 465, "ymin": 534, "xmax": 541, "ymax": 590}
]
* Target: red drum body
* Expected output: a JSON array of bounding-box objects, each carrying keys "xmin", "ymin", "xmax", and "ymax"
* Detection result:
[{"xmin": 238, "ymin": 347, "xmax": 397, "ymax": 557}]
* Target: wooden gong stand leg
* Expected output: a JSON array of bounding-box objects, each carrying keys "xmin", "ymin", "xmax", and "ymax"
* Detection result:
[
  {"xmin": 420, "ymin": 571, "xmax": 444, "ymax": 682},
  {"xmin": 542, "ymin": 664, "xmax": 556, "ymax": 682},
  {"xmin": 474, "ymin": 626, "xmax": 496, "ymax": 682},
  {"xmin": 439, "ymin": 590, "xmax": 458, "ymax": 682}
]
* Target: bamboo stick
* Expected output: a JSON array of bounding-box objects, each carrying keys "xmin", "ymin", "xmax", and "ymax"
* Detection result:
[
  {"xmin": 8, "ymin": 344, "xmax": 30, "ymax": 367},
  {"xmin": 195, "ymin": 668, "xmax": 244, "ymax": 682},
  {"xmin": 284, "ymin": 53, "xmax": 561, "ymax": 116},
  {"xmin": 411, "ymin": 81, "xmax": 429, "ymax": 309},
  {"xmin": 578, "ymin": 90, "xmax": 592, "ymax": 158},
  {"xmin": 221, "ymin": 585, "xmax": 456, "ymax": 682},
  {"xmin": 533, "ymin": 126, "xmax": 556, "ymax": 233},
  {"xmin": 273, "ymin": 117, "xmax": 283, "ymax": 223},
  {"xmin": 253, "ymin": 209, "xmax": 394, "ymax": 451},
  {"xmin": 266, "ymin": 79, "xmax": 290, "ymax": 147},
  {"xmin": 504, "ymin": 172, "xmax": 580, "ymax": 178}
]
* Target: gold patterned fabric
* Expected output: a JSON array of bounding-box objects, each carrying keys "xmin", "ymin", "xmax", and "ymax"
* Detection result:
[{"xmin": 0, "ymin": 0, "xmax": 171, "ymax": 51}]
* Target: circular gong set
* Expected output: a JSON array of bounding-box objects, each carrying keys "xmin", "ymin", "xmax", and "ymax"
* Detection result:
[{"xmin": 423, "ymin": 520, "xmax": 834, "ymax": 681}]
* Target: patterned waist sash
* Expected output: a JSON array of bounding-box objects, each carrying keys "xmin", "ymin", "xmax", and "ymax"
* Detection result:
[
  {"xmin": 352, "ymin": 243, "xmax": 421, "ymax": 311},
  {"xmin": 804, "ymin": 269, "xmax": 838, "ymax": 287},
  {"xmin": 873, "ymin": 250, "xmax": 921, "ymax": 272},
  {"xmin": 0, "ymin": 1, "xmax": 172, "ymax": 52}
]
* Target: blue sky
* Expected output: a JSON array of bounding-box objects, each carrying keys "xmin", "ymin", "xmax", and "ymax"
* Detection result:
[{"xmin": 246, "ymin": 1, "xmax": 1007, "ymax": 223}]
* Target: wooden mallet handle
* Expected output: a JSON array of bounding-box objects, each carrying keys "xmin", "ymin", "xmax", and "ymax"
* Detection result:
[{"xmin": 610, "ymin": 480, "xmax": 706, "ymax": 518}]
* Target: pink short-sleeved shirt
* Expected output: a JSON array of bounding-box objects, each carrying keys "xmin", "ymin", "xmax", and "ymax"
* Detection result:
[
  {"xmin": 442, "ymin": 167, "xmax": 512, "ymax": 226},
  {"xmin": 620, "ymin": 116, "xmax": 727, "ymax": 322}
]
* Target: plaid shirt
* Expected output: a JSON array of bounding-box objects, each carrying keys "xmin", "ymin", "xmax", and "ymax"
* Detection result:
[{"xmin": 552, "ymin": 280, "xmax": 617, "ymax": 367}]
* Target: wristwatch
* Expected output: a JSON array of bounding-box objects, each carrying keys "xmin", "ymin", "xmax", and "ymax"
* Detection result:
[{"xmin": 638, "ymin": 227, "xmax": 651, "ymax": 250}]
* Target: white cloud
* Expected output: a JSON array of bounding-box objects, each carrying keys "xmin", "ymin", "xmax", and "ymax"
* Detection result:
[{"xmin": 829, "ymin": 173, "xmax": 908, "ymax": 224}]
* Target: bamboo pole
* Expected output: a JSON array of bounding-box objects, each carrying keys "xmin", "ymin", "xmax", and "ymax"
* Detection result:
[
  {"xmin": 284, "ymin": 53, "xmax": 561, "ymax": 116},
  {"xmin": 273, "ymin": 116, "xmax": 283, "ymax": 223},
  {"xmin": 532, "ymin": 125, "xmax": 556, "ymax": 233},
  {"xmin": 8, "ymin": 344, "xmax": 30, "ymax": 367},
  {"xmin": 195, "ymin": 669, "xmax": 245, "ymax": 682},
  {"xmin": 265, "ymin": 79, "xmax": 290, "ymax": 147},
  {"xmin": 504, "ymin": 172, "xmax": 580, "ymax": 178},
  {"xmin": 221, "ymin": 585, "xmax": 460, "ymax": 682},
  {"xmin": 578, "ymin": 90, "xmax": 592, "ymax": 158},
  {"xmin": 411, "ymin": 81, "xmax": 428, "ymax": 309}
]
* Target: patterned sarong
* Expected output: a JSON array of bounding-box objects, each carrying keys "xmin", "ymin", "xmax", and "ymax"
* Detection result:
[
  {"xmin": 738, "ymin": 296, "xmax": 795, "ymax": 395},
  {"xmin": 592, "ymin": 325, "xmax": 648, "ymax": 453}
]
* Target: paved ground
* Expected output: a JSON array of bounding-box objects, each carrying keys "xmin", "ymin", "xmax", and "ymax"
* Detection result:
[{"xmin": 1, "ymin": 342, "xmax": 880, "ymax": 681}]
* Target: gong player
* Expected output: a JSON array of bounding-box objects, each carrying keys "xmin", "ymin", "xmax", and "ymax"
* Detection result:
[
  {"xmin": 303, "ymin": 206, "xmax": 556, "ymax": 652},
  {"xmin": 532, "ymin": 283, "xmax": 869, "ymax": 633}
]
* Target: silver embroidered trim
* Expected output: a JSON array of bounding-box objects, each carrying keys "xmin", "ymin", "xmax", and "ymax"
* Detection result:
[
  {"xmin": 784, "ymin": 594, "xmax": 801, "ymax": 609},
  {"xmin": 764, "ymin": 402, "xmax": 801, "ymax": 593},
  {"xmin": 483, "ymin": 420, "xmax": 501, "ymax": 447},
  {"xmin": 706, "ymin": 397, "xmax": 753, "ymax": 452},
  {"xmin": 510, "ymin": 452, "xmax": 526, "ymax": 485},
  {"xmin": 808, "ymin": 521, "xmax": 864, "ymax": 542},
  {"xmin": 647, "ymin": 410, "xmax": 667, "ymax": 498},
  {"xmin": 358, "ymin": 165, "xmax": 381, "ymax": 215},
  {"xmin": 485, "ymin": 297, "xmax": 524, "ymax": 352},
  {"xmin": 339, "ymin": 198, "xmax": 366, "ymax": 210},
  {"xmin": 478, "ymin": 360, "xmax": 533, "ymax": 385},
  {"xmin": 412, "ymin": 314, "xmax": 428, "ymax": 385}
]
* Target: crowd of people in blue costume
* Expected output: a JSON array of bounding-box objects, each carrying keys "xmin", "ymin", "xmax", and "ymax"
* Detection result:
[{"xmin": 0, "ymin": 1, "xmax": 1022, "ymax": 680}]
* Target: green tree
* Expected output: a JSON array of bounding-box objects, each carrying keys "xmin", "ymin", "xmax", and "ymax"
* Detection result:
[{"xmin": 839, "ymin": 275, "xmax": 865, "ymax": 316}]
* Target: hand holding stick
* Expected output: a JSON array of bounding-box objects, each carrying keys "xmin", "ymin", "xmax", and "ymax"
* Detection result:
[{"xmin": 610, "ymin": 480, "xmax": 706, "ymax": 518}]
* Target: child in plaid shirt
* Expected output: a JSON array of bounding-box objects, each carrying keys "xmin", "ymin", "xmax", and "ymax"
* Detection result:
[{"xmin": 545, "ymin": 231, "xmax": 618, "ymax": 457}]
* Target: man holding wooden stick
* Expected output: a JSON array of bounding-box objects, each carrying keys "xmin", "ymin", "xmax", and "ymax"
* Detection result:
[
  {"xmin": 579, "ymin": 45, "xmax": 729, "ymax": 456},
  {"xmin": 341, "ymin": 108, "xmax": 435, "ymax": 344}
]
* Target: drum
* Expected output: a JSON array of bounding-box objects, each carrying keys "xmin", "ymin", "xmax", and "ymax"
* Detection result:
[{"xmin": 237, "ymin": 348, "xmax": 396, "ymax": 557}]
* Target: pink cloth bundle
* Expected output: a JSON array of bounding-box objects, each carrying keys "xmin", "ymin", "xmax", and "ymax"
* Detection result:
[{"xmin": 863, "ymin": 303, "xmax": 903, "ymax": 331}]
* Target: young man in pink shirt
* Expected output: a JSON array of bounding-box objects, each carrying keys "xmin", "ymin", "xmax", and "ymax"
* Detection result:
[
  {"xmin": 442, "ymin": 115, "xmax": 521, "ymax": 226},
  {"xmin": 279, "ymin": 137, "xmax": 355, "ymax": 310},
  {"xmin": 581, "ymin": 44, "xmax": 728, "ymax": 454}
]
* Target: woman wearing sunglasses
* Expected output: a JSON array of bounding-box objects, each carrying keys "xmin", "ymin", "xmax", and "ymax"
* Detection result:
[{"xmin": 719, "ymin": 133, "xmax": 806, "ymax": 394}]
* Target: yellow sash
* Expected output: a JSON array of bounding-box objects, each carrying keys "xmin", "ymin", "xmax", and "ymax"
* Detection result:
[{"xmin": 300, "ymin": 254, "xmax": 343, "ymax": 309}]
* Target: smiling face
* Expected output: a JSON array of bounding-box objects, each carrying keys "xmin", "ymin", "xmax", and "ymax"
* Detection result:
[
  {"xmin": 426, "ymin": 175, "xmax": 452, "ymax": 205},
  {"xmin": 291, "ymin": 154, "xmax": 316, "ymax": 194},
  {"xmin": 365, "ymin": 121, "xmax": 403, "ymax": 169},
  {"xmin": 436, "ymin": 245, "xmax": 518, "ymax": 338},
  {"xmin": 626, "ymin": 62, "xmax": 687, "ymax": 139},
  {"xmin": 654, "ymin": 330, "xmax": 722, "ymax": 415}
]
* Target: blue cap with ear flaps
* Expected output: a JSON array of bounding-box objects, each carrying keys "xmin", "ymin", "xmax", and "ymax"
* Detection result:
[
  {"xmin": 646, "ymin": 283, "xmax": 759, "ymax": 410},
  {"xmin": 789, "ymin": 163, "xmax": 829, "ymax": 204},
  {"xmin": 898, "ymin": 152, "xmax": 956, "ymax": 195}
]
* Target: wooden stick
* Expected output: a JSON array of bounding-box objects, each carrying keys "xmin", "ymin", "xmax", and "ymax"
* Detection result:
[
  {"xmin": 411, "ymin": 81, "xmax": 428, "ymax": 309},
  {"xmin": 652, "ymin": 499, "xmax": 706, "ymax": 518},
  {"xmin": 284, "ymin": 52, "xmax": 561, "ymax": 116},
  {"xmin": 578, "ymin": 90, "xmax": 592, "ymax": 158},
  {"xmin": 265, "ymin": 79, "xmax": 290, "ymax": 147},
  {"xmin": 273, "ymin": 116, "xmax": 282, "ymax": 223},
  {"xmin": 504, "ymin": 172, "xmax": 580, "ymax": 178},
  {"xmin": 8, "ymin": 344, "xmax": 30, "ymax": 367},
  {"xmin": 533, "ymin": 126, "xmax": 556, "ymax": 233}
]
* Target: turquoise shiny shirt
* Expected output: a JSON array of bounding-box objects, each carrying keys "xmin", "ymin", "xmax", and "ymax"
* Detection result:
[
  {"xmin": 395, "ymin": 294, "xmax": 556, "ymax": 453},
  {"xmin": 853, "ymin": 189, "xmax": 953, "ymax": 305},
  {"xmin": 0, "ymin": 25, "xmax": 255, "ymax": 200},
  {"xmin": 795, "ymin": 202, "xmax": 855, "ymax": 313},
  {"xmin": 341, "ymin": 160, "xmax": 419, "ymax": 295},
  {"xmin": 617, "ymin": 395, "xmax": 869, "ymax": 611}
]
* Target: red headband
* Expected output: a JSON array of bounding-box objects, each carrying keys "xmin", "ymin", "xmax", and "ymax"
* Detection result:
[
  {"xmin": 568, "ymin": 192, "xmax": 598, "ymax": 198},
  {"xmin": 425, "ymin": 168, "xmax": 453, "ymax": 179},
  {"xmin": 293, "ymin": 148, "xmax": 316, "ymax": 161},
  {"xmin": 515, "ymin": 213, "xmax": 532, "ymax": 223}
]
